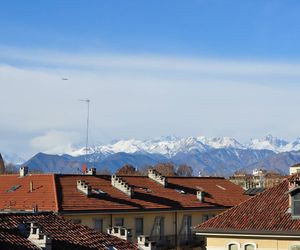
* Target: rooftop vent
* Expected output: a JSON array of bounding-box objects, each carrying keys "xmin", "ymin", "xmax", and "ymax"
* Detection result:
[
  {"xmin": 148, "ymin": 169, "xmax": 167, "ymax": 187},
  {"xmin": 84, "ymin": 167, "xmax": 96, "ymax": 176},
  {"xmin": 77, "ymin": 180, "xmax": 91, "ymax": 196},
  {"xmin": 111, "ymin": 176, "xmax": 133, "ymax": 197},
  {"xmin": 20, "ymin": 166, "xmax": 28, "ymax": 177}
]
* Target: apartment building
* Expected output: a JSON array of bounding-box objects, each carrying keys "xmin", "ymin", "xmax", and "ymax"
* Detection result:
[
  {"xmin": 0, "ymin": 167, "xmax": 248, "ymax": 249},
  {"xmin": 194, "ymin": 172, "xmax": 300, "ymax": 250}
]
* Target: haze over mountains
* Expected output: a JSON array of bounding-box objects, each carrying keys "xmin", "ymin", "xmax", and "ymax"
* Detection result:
[{"xmin": 3, "ymin": 135, "xmax": 300, "ymax": 176}]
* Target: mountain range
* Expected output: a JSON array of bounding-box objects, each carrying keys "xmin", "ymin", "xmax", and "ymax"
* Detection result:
[{"xmin": 3, "ymin": 135, "xmax": 300, "ymax": 176}]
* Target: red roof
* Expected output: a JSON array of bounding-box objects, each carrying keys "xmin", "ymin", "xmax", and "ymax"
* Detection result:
[
  {"xmin": 0, "ymin": 173, "xmax": 247, "ymax": 213},
  {"xmin": 56, "ymin": 175, "xmax": 247, "ymax": 212},
  {"xmin": 0, "ymin": 212, "xmax": 137, "ymax": 250},
  {"xmin": 195, "ymin": 177, "xmax": 300, "ymax": 234},
  {"xmin": 0, "ymin": 174, "xmax": 58, "ymax": 211}
]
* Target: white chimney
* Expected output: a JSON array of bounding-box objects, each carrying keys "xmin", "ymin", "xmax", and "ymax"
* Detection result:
[
  {"xmin": 111, "ymin": 175, "xmax": 133, "ymax": 197},
  {"xmin": 290, "ymin": 164, "xmax": 300, "ymax": 175},
  {"xmin": 77, "ymin": 180, "xmax": 91, "ymax": 196},
  {"xmin": 196, "ymin": 190, "xmax": 205, "ymax": 202},
  {"xmin": 148, "ymin": 169, "xmax": 167, "ymax": 187},
  {"xmin": 20, "ymin": 166, "xmax": 28, "ymax": 177},
  {"xmin": 137, "ymin": 235, "xmax": 157, "ymax": 250},
  {"xmin": 85, "ymin": 167, "xmax": 96, "ymax": 175},
  {"xmin": 107, "ymin": 226, "xmax": 132, "ymax": 241},
  {"xmin": 28, "ymin": 222, "xmax": 52, "ymax": 250}
]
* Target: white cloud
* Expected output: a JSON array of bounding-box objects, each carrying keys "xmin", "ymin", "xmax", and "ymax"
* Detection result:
[
  {"xmin": 1, "ymin": 46, "xmax": 300, "ymax": 157},
  {"xmin": 30, "ymin": 130, "xmax": 80, "ymax": 154}
]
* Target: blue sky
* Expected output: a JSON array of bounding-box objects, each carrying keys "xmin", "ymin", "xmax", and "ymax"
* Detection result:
[
  {"xmin": 1, "ymin": 0, "xmax": 300, "ymax": 59},
  {"xmin": 1, "ymin": 1, "xmax": 300, "ymax": 158}
]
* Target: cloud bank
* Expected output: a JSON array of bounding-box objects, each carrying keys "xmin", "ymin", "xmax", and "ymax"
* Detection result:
[{"xmin": 0, "ymin": 47, "xmax": 300, "ymax": 157}]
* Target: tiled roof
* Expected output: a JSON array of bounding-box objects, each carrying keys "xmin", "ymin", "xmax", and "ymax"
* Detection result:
[
  {"xmin": 195, "ymin": 176, "xmax": 300, "ymax": 234},
  {"xmin": 56, "ymin": 175, "xmax": 247, "ymax": 212},
  {"xmin": 0, "ymin": 212, "xmax": 137, "ymax": 250},
  {"xmin": 0, "ymin": 174, "xmax": 58, "ymax": 211}
]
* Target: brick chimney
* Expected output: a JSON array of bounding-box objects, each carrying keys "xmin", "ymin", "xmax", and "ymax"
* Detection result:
[
  {"xmin": 111, "ymin": 175, "xmax": 133, "ymax": 197},
  {"xmin": 148, "ymin": 169, "xmax": 167, "ymax": 187}
]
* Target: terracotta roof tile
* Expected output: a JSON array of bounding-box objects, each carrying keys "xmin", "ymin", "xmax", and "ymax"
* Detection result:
[
  {"xmin": 56, "ymin": 175, "xmax": 247, "ymax": 212},
  {"xmin": 0, "ymin": 212, "xmax": 137, "ymax": 250},
  {"xmin": 195, "ymin": 176, "xmax": 300, "ymax": 234},
  {"xmin": 0, "ymin": 174, "xmax": 58, "ymax": 211}
]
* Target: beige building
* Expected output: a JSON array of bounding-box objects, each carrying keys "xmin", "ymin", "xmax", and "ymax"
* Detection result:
[{"xmin": 194, "ymin": 172, "xmax": 300, "ymax": 250}]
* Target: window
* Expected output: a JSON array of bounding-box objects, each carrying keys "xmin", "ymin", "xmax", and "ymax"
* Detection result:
[
  {"xmin": 94, "ymin": 218, "xmax": 103, "ymax": 232},
  {"xmin": 151, "ymin": 217, "xmax": 164, "ymax": 238},
  {"xmin": 290, "ymin": 246, "xmax": 300, "ymax": 250},
  {"xmin": 243, "ymin": 243, "xmax": 256, "ymax": 250},
  {"xmin": 179, "ymin": 215, "xmax": 192, "ymax": 237},
  {"xmin": 293, "ymin": 192, "xmax": 300, "ymax": 216},
  {"xmin": 228, "ymin": 244, "xmax": 238, "ymax": 250},
  {"xmin": 114, "ymin": 218, "xmax": 124, "ymax": 227},
  {"xmin": 202, "ymin": 214, "xmax": 215, "ymax": 222},
  {"xmin": 135, "ymin": 218, "xmax": 143, "ymax": 236},
  {"xmin": 244, "ymin": 244, "xmax": 255, "ymax": 250}
]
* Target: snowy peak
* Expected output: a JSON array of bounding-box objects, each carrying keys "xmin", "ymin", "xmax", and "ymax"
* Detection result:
[
  {"xmin": 248, "ymin": 134, "xmax": 289, "ymax": 152},
  {"xmin": 197, "ymin": 136, "xmax": 245, "ymax": 149},
  {"xmin": 67, "ymin": 134, "xmax": 300, "ymax": 158}
]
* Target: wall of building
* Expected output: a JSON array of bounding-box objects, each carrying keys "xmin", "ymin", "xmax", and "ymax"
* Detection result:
[
  {"xmin": 63, "ymin": 209, "xmax": 223, "ymax": 239},
  {"xmin": 206, "ymin": 236, "xmax": 300, "ymax": 250}
]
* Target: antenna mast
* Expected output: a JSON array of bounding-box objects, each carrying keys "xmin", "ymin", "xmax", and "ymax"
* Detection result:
[{"xmin": 80, "ymin": 99, "xmax": 90, "ymax": 159}]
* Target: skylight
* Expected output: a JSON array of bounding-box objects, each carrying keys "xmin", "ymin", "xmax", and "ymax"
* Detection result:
[{"xmin": 6, "ymin": 185, "xmax": 21, "ymax": 192}]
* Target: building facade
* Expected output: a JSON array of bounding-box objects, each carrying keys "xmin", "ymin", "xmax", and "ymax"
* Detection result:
[
  {"xmin": 0, "ymin": 167, "xmax": 248, "ymax": 249},
  {"xmin": 194, "ymin": 173, "xmax": 300, "ymax": 250}
]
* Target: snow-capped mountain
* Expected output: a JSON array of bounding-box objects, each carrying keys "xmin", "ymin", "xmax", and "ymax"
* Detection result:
[
  {"xmin": 197, "ymin": 136, "xmax": 245, "ymax": 149},
  {"xmin": 247, "ymin": 134, "xmax": 300, "ymax": 153},
  {"xmin": 15, "ymin": 134, "xmax": 300, "ymax": 176},
  {"xmin": 69, "ymin": 134, "xmax": 300, "ymax": 158}
]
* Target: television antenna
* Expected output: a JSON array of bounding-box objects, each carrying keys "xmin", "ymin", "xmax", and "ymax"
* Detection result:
[{"xmin": 79, "ymin": 99, "xmax": 90, "ymax": 159}]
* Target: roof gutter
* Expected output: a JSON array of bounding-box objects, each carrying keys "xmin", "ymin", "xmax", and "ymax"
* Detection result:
[{"xmin": 195, "ymin": 231, "xmax": 300, "ymax": 239}]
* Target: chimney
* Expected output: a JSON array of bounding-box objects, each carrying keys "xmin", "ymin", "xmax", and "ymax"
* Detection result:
[
  {"xmin": 137, "ymin": 235, "xmax": 157, "ymax": 250},
  {"xmin": 20, "ymin": 166, "xmax": 29, "ymax": 177},
  {"xmin": 111, "ymin": 175, "xmax": 133, "ymax": 197},
  {"xmin": 196, "ymin": 189, "xmax": 205, "ymax": 202},
  {"xmin": 84, "ymin": 167, "xmax": 96, "ymax": 176},
  {"xmin": 107, "ymin": 226, "xmax": 132, "ymax": 241},
  {"xmin": 77, "ymin": 180, "xmax": 91, "ymax": 196},
  {"xmin": 28, "ymin": 222, "xmax": 52, "ymax": 250},
  {"xmin": 148, "ymin": 169, "xmax": 167, "ymax": 187},
  {"xmin": 30, "ymin": 181, "xmax": 33, "ymax": 192}
]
